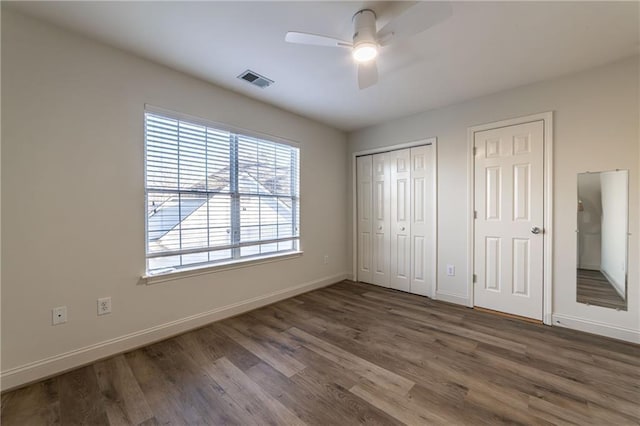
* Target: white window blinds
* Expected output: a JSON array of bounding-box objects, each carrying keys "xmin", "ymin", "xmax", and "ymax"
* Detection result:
[{"xmin": 145, "ymin": 111, "xmax": 300, "ymax": 273}]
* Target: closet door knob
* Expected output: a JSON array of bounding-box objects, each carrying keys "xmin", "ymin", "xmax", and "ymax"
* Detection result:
[
  {"xmin": 378, "ymin": 225, "xmax": 383, "ymax": 231},
  {"xmin": 400, "ymin": 226, "xmax": 405, "ymax": 231}
]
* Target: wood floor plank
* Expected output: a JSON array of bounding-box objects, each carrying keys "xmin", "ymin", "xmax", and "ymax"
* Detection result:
[
  {"xmin": 527, "ymin": 395, "xmax": 594, "ymax": 425},
  {"xmin": 208, "ymin": 357, "xmax": 305, "ymax": 425},
  {"xmin": 2, "ymin": 280, "xmax": 639, "ymax": 426},
  {"xmin": 464, "ymin": 385, "xmax": 552, "ymax": 425},
  {"xmin": 192, "ymin": 323, "xmax": 263, "ymax": 371},
  {"xmin": 350, "ymin": 381, "xmax": 450, "ymax": 425},
  {"xmin": 58, "ymin": 366, "xmax": 109, "ymax": 425},
  {"xmin": 217, "ymin": 322, "xmax": 306, "ymax": 377},
  {"xmin": 317, "ymin": 287, "xmax": 528, "ymax": 354},
  {"xmin": 472, "ymin": 346, "xmax": 640, "ymax": 419},
  {"xmin": 287, "ymin": 327, "xmax": 415, "ymax": 395},
  {"xmin": 93, "ymin": 355, "xmax": 154, "ymax": 426},
  {"xmin": 290, "ymin": 368, "xmax": 402, "ymax": 426},
  {"xmin": 129, "ymin": 341, "xmax": 250, "ymax": 425},
  {"xmin": 175, "ymin": 333, "xmax": 281, "ymax": 426},
  {"xmin": 245, "ymin": 361, "xmax": 358, "ymax": 425},
  {"xmin": 407, "ymin": 382, "xmax": 513, "ymax": 425},
  {"xmin": 225, "ymin": 315, "xmax": 302, "ymax": 354},
  {"xmin": 0, "ymin": 379, "xmax": 60, "ymax": 425},
  {"xmin": 124, "ymin": 348, "xmax": 192, "ymax": 425}
]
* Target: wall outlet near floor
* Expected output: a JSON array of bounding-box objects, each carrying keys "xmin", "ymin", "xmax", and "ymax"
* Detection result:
[
  {"xmin": 97, "ymin": 297, "xmax": 112, "ymax": 316},
  {"xmin": 52, "ymin": 306, "xmax": 67, "ymax": 325},
  {"xmin": 446, "ymin": 264, "xmax": 455, "ymax": 276},
  {"xmin": 323, "ymin": 255, "xmax": 329, "ymax": 265}
]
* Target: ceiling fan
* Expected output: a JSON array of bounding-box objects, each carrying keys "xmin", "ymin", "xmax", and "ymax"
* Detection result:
[{"xmin": 285, "ymin": 2, "xmax": 452, "ymax": 90}]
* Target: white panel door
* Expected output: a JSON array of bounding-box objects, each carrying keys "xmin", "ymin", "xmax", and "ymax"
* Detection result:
[
  {"xmin": 474, "ymin": 121, "xmax": 544, "ymax": 320},
  {"xmin": 372, "ymin": 152, "xmax": 390, "ymax": 287},
  {"xmin": 356, "ymin": 155, "xmax": 373, "ymax": 284},
  {"xmin": 390, "ymin": 149, "xmax": 411, "ymax": 291},
  {"xmin": 410, "ymin": 145, "xmax": 434, "ymax": 296}
]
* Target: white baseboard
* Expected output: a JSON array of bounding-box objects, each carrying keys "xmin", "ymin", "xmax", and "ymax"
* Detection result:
[
  {"xmin": 0, "ymin": 272, "xmax": 349, "ymax": 392},
  {"xmin": 435, "ymin": 291, "xmax": 469, "ymax": 306},
  {"xmin": 552, "ymin": 313, "xmax": 639, "ymax": 344},
  {"xmin": 578, "ymin": 264, "xmax": 600, "ymax": 271}
]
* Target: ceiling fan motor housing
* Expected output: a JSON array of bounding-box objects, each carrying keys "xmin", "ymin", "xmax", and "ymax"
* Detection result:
[{"xmin": 352, "ymin": 9, "xmax": 377, "ymax": 46}]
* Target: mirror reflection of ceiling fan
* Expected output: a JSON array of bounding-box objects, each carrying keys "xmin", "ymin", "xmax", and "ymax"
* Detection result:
[{"xmin": 285, "ymin": 2, "xmax": 452, "ymax": 90}]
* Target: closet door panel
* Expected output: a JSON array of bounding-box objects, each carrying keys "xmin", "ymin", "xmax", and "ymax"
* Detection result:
[
  {"xmin": 356, "ymin": 155, "xmax": 373, "ymax": 284},
  {"xmin": 390, "ymin": 149, "xmax": 411, "ymax": 291},
  {"xmin": 410, "ymin": 145, "xmax": 434, "ymax": 296},
  {"xmin": 372, "ymin": 152, "xmax": 390, "ymax": 287}
]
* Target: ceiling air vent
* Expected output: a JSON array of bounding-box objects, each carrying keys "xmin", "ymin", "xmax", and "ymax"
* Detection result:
[{"xmin": 237, "ymin": 70, "xmax": 274, "ymax": 89}]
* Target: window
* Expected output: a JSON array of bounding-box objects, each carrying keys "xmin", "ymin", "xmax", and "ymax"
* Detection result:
[{"xmin": 145, "ymin": 110, "xmax": 300, "ymax": 274}]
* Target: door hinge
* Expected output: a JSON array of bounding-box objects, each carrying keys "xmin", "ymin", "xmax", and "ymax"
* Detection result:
[
  {"xmin": 473, "ymin": 210, "xmax": 477, "ymax": 219},
  {"xmin": 473, "ymin": 146, "xmax": 477, "ymax": 156},
  {"xmin": 473, "ymin": 274, "xmax": 477, "ymax": 283}
]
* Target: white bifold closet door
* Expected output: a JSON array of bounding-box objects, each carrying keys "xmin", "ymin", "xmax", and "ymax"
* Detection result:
[
  {"xmin": 356, "ymin": 145, "xmax": 434, "ymax": 296},
  {"xmin": 372, "ymin": 152, "xmax": 391, "ymax": 287},
  {"xmin": 356, "ymin": 155, "xmax": 374, "ymax": 284},
  {"xmin": 390, "ymin": 148, "xmax": 411, "ymax": 292},
  {"xmin": 409, "ymin": 145, "xmax": 433, "ymax": 296}
]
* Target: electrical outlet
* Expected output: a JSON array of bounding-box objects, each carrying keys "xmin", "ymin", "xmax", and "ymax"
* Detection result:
[
  {"xmin": 52, "ymin": 306, "xmax": 67, "ymax": 325},
  {"xmin": 323, "ymin": 255, "xmax": 329, "ymax": 265},
  {"xmin": 446, "ymin": 264, "xmax": 455, "ymax": 276},
  {"xmin": 97, "ymin": 297, "xmax": 112, "ymax": 316}
]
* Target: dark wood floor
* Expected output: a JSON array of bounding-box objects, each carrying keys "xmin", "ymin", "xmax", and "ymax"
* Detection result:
[
  {"xmin": 577, "ymin": 268, "xmax": 627, "ymax": 310},
  {"xmin": 2, "ymin": 281, "xmax": 639, "ymax": 425}
]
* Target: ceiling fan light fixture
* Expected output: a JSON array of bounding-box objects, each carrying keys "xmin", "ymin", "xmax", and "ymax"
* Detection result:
[{"xmin": 353, "ymin": 42, "xmax": 378, "ymax": 63}]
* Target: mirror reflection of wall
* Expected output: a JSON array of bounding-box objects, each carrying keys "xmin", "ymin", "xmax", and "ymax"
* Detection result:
[{"xmin": 576, "ymin": 170, "xmax": 628, "ymax": 311}]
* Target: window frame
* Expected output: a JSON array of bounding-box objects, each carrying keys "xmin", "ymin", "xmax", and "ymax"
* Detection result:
[{"xmin": 142, "ymin": 105, "xmax": 302, "ymax": 281}]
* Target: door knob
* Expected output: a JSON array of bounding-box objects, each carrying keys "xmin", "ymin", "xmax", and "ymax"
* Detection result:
[
  {"xmin": 378, "ymin": 225, "xmax": 383, "ymax": 231},
  {"xmin": 400, "ymin": 226, "xmax": 405, "ymax": 231},
  {"xmin": 531, "ymin": 226, "xmax": 541, "ymax": 235}
]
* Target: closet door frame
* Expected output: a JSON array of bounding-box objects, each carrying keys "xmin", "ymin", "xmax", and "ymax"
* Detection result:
[{"xmin": 352, "ymin": 138, "xmax": 437, "ymax": 299}]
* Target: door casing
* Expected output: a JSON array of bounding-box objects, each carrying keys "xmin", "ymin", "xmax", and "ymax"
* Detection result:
[{"xmin": 467, "ymin": 112, "xmax": 554, "ymax": 325}]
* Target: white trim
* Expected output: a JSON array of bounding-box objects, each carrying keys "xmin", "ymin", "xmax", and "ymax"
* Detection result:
[
  {"xmin": 142, "ymin": 251, "xmax": 304, "ymax": 285},
  {"xmin": 0, "ymin": 272, "xmax": 348, "ymax": 392},
  {"xmin": 552, "ymin": 314, "xmax": 639, "ymax": 344},
  {"xmin": 543, "ymin": 113, "xmax": 554, "ymax": 325},
  {"xmin": 351, "ymin": 154, "xmax": 358, "ymax": 281},
  {"xmin": 353, "ymin": 138, "xmax": 437, "ymax": 157},
  {"xmin": 467, "ymin": 112, "xmax": 554, "ymax": 324},
  {"xmin": 351, "ymin": 138, "xmax": 438, "ymax": 299},
  {"xmin": 578, "ymin": 264, "xmax": 600, "ymax": 271},
  {"xmin": 430, "ymin": 141, "xmax": 439, "ymax": 300},
  {"xmin": 435, "ymin": 291, "xmax": 470, "ymax": 306}
]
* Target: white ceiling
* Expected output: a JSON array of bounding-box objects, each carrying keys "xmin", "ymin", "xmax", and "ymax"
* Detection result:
[{"xmin": 8, "ymin": 1, "xmax": 639, "ymax": 131}]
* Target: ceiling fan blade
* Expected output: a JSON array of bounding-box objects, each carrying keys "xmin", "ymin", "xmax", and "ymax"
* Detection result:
[
  {"xmin": 377, "ymin": 1, "xmax": 452, "ymax": 47},
  {"xmin": 285, "ymin": 31, "xmax": 352, "ymax": 48},
  {"xmin": 358, "ymin": 61, "xmax": 378, "ymax": 90}
]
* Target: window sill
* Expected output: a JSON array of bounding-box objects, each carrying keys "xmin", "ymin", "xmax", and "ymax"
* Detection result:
[{"xmin": 141, "ymin": 251, "xmax": 304, "ymax": 285}]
